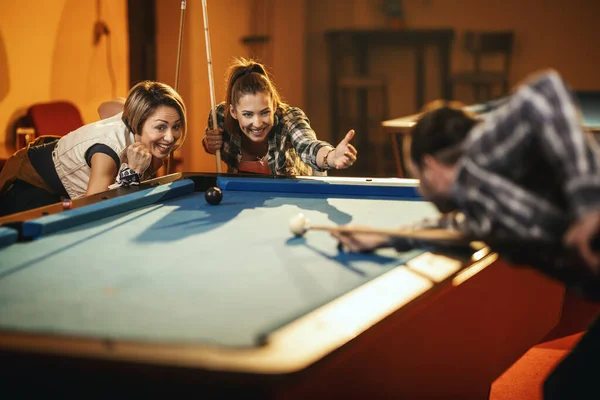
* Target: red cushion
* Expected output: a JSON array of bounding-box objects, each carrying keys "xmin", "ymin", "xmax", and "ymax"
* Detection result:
[{"xmin": 27, "ymin": 101, "xmax": 84, "ymax": 137}]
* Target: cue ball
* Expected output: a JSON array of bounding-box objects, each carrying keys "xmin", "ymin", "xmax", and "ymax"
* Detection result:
[
  {"xmin": 290, "ymin": 213, "xmax": 308, "ymax": 236},
  {"xmin": 205, "ymin": 187, "xmax": 223, "ymax": 205}
]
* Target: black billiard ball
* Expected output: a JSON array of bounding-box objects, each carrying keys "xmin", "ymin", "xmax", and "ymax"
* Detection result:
[{"xmin": 205, "ymin": 186, "xmax": 223, "ymax": 205}]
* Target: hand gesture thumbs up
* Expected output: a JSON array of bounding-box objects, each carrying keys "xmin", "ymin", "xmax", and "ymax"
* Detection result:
[{"xmin": 328, "ymin": 129, "xmax": 358, "ymax": 170}]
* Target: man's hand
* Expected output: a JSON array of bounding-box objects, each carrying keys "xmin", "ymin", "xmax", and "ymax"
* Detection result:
[
  {"xmin": 564, "ymin": 210, "xmax": 600, "ymax": 273},
  {"xmin": 331, "ymin": 228, "xmax": 391, "ymax": 253},
  {"xmin": 126, "ymin": 142, "xmax": 152, "ymax": 175}
]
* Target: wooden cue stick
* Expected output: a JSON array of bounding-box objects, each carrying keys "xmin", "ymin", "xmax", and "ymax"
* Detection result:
[
  {"xmin": 307, "ymin": 224, "xmax": 600, "ymax": 252},
  {"xmin": 202, "ymin": 0, "xmax": 223, "ymax": 173},
  {"xmin": 306, "ymin": 224, "xmax": 467, "ymax": 243},
  {"xmin": 167, "ymin": 0, "xmax": 187, "ymax": 175}
]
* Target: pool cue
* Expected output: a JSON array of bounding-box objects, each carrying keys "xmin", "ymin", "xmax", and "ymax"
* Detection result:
[
  {"xmin": 302, "ymin": 224, "xmax": 467, "ymax": 243},
  {"xmin": 301, "ymin": 222, "xmax": 600, "ymax": 252},
  {"xmin": 202, "ymin": 0, "xmax": 223, "ymax": 173},
  {"xmin": 167, "ymin": 0, "xmax": 187, "ymax": 175},
  {"xmin": 303, "ymin": 220, "xmax": 600, "ymax": 297}
]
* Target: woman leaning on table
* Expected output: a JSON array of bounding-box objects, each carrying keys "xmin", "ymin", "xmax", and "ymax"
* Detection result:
[{"xmin": 0, "ymin": 81, "xmax": 187, "ymax": 216}]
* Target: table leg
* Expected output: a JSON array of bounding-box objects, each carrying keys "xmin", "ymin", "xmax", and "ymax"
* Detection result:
[
  {"xmin": 402, "ymin": 134, "xmax": 412, "ymax": 178},
  {"xmin": 439, "ymin": 41, "xmax": 452, "ymax": 100},
  {"xmin": 390, "ymin": 131, "xmax": 404, "ymax": 178},
  {"xmin": 415, "ymin": 44, "xmax": 425, "ymax": 111}
]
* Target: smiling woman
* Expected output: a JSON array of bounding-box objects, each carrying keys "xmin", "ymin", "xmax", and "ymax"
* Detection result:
[
  {"xmin": 203, "ymin": 58, "xmax": 358, "ymax": 176},
  {"xmin": 0, "ymin": 81, "xmax": 186, "ymax": 216}
]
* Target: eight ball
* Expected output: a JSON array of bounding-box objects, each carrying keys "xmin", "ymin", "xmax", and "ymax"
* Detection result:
[{"xmin": 205, "ymin": 187, "xmax": 223, "ymax": 205}]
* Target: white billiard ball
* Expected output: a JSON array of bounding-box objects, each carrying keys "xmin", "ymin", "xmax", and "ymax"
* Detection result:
[{"xmin": 289, "ymin": 213, "xmax": 309, "ymax": 237}]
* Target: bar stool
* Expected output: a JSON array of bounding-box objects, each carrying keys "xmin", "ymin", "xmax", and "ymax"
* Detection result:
[{"xmin": 336, "ymin": 76, "xmax": 390, "ymax": 176}]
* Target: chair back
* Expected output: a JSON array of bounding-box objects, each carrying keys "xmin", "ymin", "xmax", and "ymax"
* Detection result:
[
  {"xmin": 464, "ymin": 31, "xmax": 515, "ymax": 73},
  {"xmin": 27, "ymin": 101, "xmax": 84, "ymax": 137}
]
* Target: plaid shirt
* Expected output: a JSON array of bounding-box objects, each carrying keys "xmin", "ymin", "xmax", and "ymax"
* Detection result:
[
  {"xmin": 413, "ymin": 71, "xmax": 600, "ymax": 242},
  {"xmin": 207, "ymin": 103, "xmax": 331, "ymax": 175},
  {"xmin": 391, "ymin": 71, "xmax": 600, "ymax": 298}
]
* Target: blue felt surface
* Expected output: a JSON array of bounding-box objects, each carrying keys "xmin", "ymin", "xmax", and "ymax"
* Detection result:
[
  {"xmin": 0, "ymin": 189, "xmax": 439, "ymax": 347},
  {"xmin": 0, "ymin": 227, "xmax": 18, "ymax": 249},
  {"xmin": 21, "ymin": 179, "xmax": 195, "ymax": 239}
]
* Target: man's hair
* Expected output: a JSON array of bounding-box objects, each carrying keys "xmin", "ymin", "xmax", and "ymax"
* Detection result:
[{"xmin": 410, "ymin": 100, "xmax": 478, "ymax": 168}]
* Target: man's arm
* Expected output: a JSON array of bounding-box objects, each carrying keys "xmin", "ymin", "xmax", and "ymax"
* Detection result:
[
  {"xmin": 510, "ymin": 71, "xmax": 600, "ymax": 269},
  {"xmin": 332, "ymin": 212, "xmax": 466, "ymax": 253}
]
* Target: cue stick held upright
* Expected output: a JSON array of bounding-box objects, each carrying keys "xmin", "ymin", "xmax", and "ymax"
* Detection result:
[
  {"xmin": 202, "ymin": 0, "xmax": 223, "ymax": 173},
  {"xmin": 167, "ymin": 0, "xmax": 187, "ymax": 175}
]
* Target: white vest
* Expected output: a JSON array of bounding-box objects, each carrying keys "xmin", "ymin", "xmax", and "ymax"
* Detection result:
[{"xmin": 52, "ymin": 113, "xmax": 134, "ymax": 199}]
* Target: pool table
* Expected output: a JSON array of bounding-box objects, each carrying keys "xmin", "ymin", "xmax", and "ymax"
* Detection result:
[
  {"xmin": 382, "ymin": 91, "xmax": 600, "ymax": 178},
  {"xmin": 0, "ymin": 173, "xmax": 565, "ymax": 398}
]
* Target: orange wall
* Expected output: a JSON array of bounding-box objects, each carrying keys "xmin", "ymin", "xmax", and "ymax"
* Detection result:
[
  {"xmin": 306, "ymin": 0, "xmax": 600, "ymax": 144},
  {"xmin": 0, "ymin": 0, "xmax": 129, "ymax": 146},
  {"xmin": 272, "ymin": 0, "xmax": 307, "ymax": 108}
]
